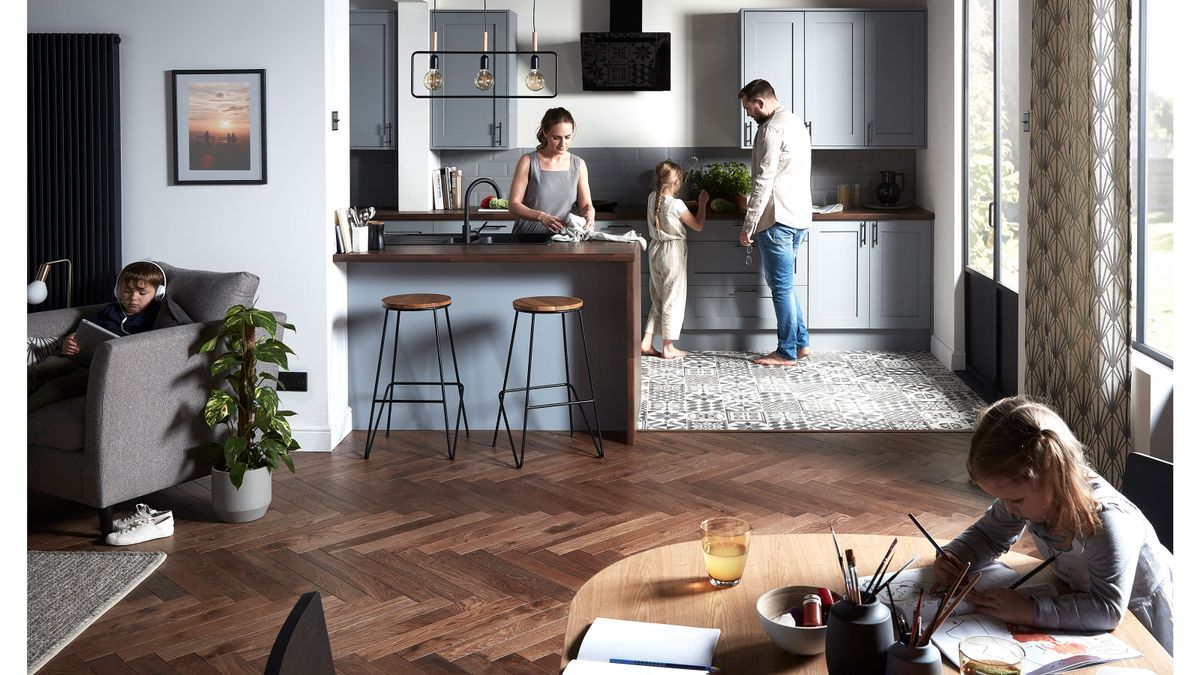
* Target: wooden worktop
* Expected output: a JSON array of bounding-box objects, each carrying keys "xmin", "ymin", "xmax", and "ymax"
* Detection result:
[
  {"xmin": 375, "ymin": 205, "xmax": 935, "ymax": 222},
  {"xmin": 332, "ymin": 241, "xmax": 638, "ymax": 263}
]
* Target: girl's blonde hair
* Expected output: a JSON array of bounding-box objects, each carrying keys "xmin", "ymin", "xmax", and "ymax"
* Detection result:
[
  {"xmin": 651, "ymin": 160, "xmax": 683, "ymax": 230},
  {"xmin": 535, "ymin": 107, "xmax": 576, "ymax": 149},
  {"xmin": 969, "ymin": 395, "xmax": 1101, "ymax": 539}
]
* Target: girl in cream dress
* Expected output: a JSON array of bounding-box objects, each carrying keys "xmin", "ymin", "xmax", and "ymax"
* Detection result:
[{"xmin": 641, "ymin": 161, "xmax": 709, "ymax": 359}]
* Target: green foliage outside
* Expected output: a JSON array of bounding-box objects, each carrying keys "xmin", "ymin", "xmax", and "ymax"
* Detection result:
[{"xmin": 200, "ymin": 305, "xmax": 300, "ymax": 489}]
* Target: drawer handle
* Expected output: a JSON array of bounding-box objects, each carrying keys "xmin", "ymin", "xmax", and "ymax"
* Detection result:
[{"xmin": 731, "ymin": 288, "xmax": 759, "ymax": 294}]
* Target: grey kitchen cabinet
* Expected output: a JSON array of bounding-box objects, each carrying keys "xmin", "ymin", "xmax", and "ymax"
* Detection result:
[
  {"xmin": 804, "ymin": 11, "xmax": 866, "ymax": 147},
  {"xmin": 808, "ymin": 220, "xmax": 931, "ymax": 329},
  {"xmin": 350, "ymin": 10, "xmax": 397, "ymax": 149},
  {"xmin": 739, "ymin": 9, "xmax": 926, "ymax": 149},
  {"xmin": 866, "ymin": 11, "xmax": 926, "ymax": 147},
  {"xmin": 739, "ymin": 11, "xmax": 804, "ymax": 151},
  {"xmin": 431, "ymin": 10, "xmax": 517, "ymax": 150}
]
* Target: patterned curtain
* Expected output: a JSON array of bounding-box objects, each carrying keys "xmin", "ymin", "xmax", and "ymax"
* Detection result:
[{"xmin": 1026, "ymin": 0, "xmax": 1132, "ymax": 484}]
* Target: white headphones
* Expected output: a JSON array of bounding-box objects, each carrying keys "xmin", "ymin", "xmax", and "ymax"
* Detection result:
[{"xmin": 113, "ymin": 260, "xmax": 168, "ymax": 301}]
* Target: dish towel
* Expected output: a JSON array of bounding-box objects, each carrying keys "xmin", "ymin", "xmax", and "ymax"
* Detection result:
[
  {"xmin": 551, "ymin": 214, "xmax": 648, "ymax": 250},
  {"xmin": 812, "ymin": 203, "xmax": 844, "ymax": 214}
]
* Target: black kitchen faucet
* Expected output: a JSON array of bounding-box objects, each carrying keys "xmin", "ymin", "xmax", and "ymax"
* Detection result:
[{"xmin": 463, "ymin": 177, "xmax": 501, "ymax": 244}]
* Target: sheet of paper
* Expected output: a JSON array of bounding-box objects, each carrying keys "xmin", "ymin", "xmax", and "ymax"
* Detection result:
[
  {"xmin": 931, "ymin": 613, "xmax": 1141, "ymax": 674},
  {"xmin": 575, "ymin": 617, "xmax": 720, "ymax": 670},
  {"xmin": 865, "ymin": 561, "xmax": 1056, "ymax": 624}
]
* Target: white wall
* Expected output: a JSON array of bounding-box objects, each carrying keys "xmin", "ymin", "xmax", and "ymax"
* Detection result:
[
  {"xmin": 917, "ymin": 0, "xmax": 961, "ymax": 370},
  {"xmin": 28, "ymin": 0, "xmax": 351, "ymax": 452}
]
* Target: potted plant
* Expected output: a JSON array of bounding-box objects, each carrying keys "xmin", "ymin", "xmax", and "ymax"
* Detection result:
[
  {"xmin": 200, "ymin": 304, "xmax": 299, "ymax": 523},
  {"xmin": 691, "ymin": 161, "xmax": 752, "ymax": 210}
]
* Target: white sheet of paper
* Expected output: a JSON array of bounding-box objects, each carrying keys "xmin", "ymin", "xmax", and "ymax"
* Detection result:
[{"xmin": 575, "ymin": 617, "xmax": 720, "ymax": 670}]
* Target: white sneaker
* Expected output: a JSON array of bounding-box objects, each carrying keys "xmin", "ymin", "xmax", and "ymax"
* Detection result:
[
  {"xmin": 113, "ymin": 504, "xmax": 172, "ymax": 531},
  {"xmin": 106, "ymin": 512, "xmax": 175, "ymax": 546}
]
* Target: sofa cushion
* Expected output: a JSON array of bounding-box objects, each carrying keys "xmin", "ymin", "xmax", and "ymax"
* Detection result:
[
  {"xmin": 27, "ymin": 396, "xmax": 86, "ymax": 451},
  {"xmin": 155, "ymin": 262, "xmax": 259, "ymax": 323}
]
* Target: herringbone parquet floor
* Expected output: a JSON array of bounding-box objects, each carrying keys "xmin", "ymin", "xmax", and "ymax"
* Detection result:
[{"xmin": 28, "ymin": 430, "xmax": 1013, "ymax": 673}]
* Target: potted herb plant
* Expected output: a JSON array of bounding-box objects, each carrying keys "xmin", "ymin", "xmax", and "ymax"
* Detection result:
[
  {"xmin": 200, "ymin": 304, "xmax": 299, "ymax": 523},
  {"xmin": 691, "ymin": 161, "xmax": 752, "ymax": 211}
]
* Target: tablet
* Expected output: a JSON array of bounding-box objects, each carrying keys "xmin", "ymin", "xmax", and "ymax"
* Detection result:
[{"xmin": 72, "ymin": 319, "xmax": 120, "ymax": 365}]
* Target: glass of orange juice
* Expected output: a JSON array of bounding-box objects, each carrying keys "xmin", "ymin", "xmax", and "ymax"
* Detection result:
[{"xmin": 700, "ymin": 517, "xmax": 751, "ymax": 587}]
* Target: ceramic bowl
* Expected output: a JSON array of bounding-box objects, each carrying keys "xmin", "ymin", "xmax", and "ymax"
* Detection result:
[{"xmin": 756, "ymin": 585, "xmax": 831, "ymax": 655}]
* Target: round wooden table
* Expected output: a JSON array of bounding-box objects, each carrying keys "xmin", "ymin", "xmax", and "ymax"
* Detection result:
[{"xmin": 561, "ymin": 533, "xmax": 1172, "ymax": 673}]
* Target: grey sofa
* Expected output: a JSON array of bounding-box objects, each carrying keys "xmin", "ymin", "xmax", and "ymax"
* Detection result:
[{"xmin": 27, "ymin": 262, "xmax": 279, "ymax": 534}]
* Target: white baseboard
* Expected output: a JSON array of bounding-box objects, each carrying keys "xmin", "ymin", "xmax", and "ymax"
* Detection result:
[
  {"xmin": 930, "ymin": 334, "xmax": 964, "ymax": 371},
  {"xmin": 291, "ymin": 406, "xmax": 353, "ymax": 453}
]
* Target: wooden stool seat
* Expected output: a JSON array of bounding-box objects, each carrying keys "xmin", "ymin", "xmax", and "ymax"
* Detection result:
[
  {"xmin": 383, "ymin": 293, "xmax": 452, "ymax": 311},
  {"xmin": 513, "ymin": 295, "xmax": 583, "ymax": 313}
]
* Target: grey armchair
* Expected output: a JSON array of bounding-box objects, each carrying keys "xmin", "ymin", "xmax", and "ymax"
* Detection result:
[{"xmin": 26, "ymin": 262, "xmax": 280, "ymax": 534}]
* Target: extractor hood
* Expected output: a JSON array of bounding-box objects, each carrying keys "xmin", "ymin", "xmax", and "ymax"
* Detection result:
[{"xmin": 580, "ymin": 0, "xmax": 670, "ymax": 91}]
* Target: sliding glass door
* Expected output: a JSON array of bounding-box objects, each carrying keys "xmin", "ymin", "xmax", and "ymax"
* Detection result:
[{"xmin": 963, "ymin": 0, "xmax": 1022, "ymax": 397}]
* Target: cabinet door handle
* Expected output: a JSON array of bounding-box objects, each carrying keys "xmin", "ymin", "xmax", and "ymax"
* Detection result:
[
  {"xmin": 987, "ymin": 201, "xmax": 995, "ymax": 229},
  {"xmin": 867, "ymin": 121, "xmax": 873, "ymax": 145},
  {"xmin": 859, "ymin": 221, "xmax": 866, "ymax": 247},
  {"xmin": 743, "ymin": 121, "xmax": 751, "ymax": 145},
  {"xmin": 872, "ymin": 222, "xmax": 878, "ymax": 247},
  {"xmin": 384, "ymin": 122, "xmax": 393, "ymax": 146},
  {"xmin": 494, "ymin": 121, "xmax": 504, "ymax": 146}
]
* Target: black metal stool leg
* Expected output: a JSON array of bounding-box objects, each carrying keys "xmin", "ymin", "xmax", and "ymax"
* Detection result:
[
  {"xmin": 577, "ymin": 309, "xmax": 604, "ymax": 458},
  {"xmin": 492, "ymin": 310, "xmax": 520, "ymax": 447},
  {"xmin": 515, "ymin": 312, "xmax": 537, "ymax": 469},
  {"xmin": 432, "ymin": 309, "xmax": 456, "ymax": 459},
  {"xmin": 443, "ymin": 306, "xmax": 469, "ymax": 438},
  {"xmin": 364, "ymin": 308, "xmax": 391, "ymax": 459},
  {"xmin": 562, "ymin": 313, "xmax": 575, "ymax": 437},
  {"xmin": 385, "ymin": 308, "xmax": 402, "ymax": 438}
]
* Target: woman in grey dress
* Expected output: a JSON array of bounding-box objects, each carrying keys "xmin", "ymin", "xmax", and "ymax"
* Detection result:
[{"xmin": 508, "ymin": 107, "xmax": 595, "ymax": 235}]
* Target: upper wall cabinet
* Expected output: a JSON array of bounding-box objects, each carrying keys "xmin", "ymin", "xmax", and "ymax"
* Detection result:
[
  {"xmin": 739, "ymin": 9, "xmax": 926, "ymax": 149},
  {"xmin": 866, "ymin": 11, "xmax": 926, "ymax": 147},
  {"xmin": 739, "ymin": 12, "xmax": 804, "ymax": 150},
  {"xmin": 350, "ymin": 10, "xmax": 397, "ymax": 149},
  {"xmin": 431, "ymin": 10, "xmax": 517, "ymax": 150}
]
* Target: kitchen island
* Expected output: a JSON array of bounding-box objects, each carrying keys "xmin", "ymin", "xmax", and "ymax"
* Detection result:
[{"xmin": 334, "ymin": 242, "xmax": 641, "ymax": 446}]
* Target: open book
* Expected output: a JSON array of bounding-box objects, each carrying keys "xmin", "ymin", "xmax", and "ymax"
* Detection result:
[
  {"xmin": 563, "ymin": 618, "xmax": 720, "ymax": 674},
  {"xmin": 865, "ymin": 563, "xmax": 1140, "ymax": 673}
]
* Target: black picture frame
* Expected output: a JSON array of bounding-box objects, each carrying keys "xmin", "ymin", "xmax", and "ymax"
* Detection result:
[{"xmin": 171, "ymin": 69, "xmax": 266, "ymax": 185}]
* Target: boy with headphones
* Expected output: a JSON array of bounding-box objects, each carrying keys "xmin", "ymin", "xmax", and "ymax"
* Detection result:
[{"xmin": 29, "ymin": 261, "xmax": 167, "ymax": 411}]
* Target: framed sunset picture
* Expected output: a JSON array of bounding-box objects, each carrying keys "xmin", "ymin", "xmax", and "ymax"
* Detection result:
[{"xmin": 171, "ymin": 69, "xmax": 266, "ymax": 184}]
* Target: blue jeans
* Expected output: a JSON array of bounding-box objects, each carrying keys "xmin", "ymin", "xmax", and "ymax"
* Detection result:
[{"xmin": 757, "ymin": 224, "xmax": 810, "ymax": 359}]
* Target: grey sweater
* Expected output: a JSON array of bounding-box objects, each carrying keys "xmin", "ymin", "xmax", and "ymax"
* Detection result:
[{"xmin": 944, "ymin": 474, "xmax": 1173, "ymax": 654}]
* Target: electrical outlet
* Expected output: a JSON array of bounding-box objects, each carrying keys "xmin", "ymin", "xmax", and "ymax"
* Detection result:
[{"xmin": 279, "ymin": 371, "xmax": 308, "ymax": 392}]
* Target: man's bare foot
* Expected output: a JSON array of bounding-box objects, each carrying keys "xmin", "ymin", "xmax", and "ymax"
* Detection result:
[
  {"xmin": 797, "ymin": 346, "xmax": 813, "ymax": 359},
  {"xmin": 662, "ymin": 345, "xmax": 689, "ymax": 359},
  {"xmin": 753, "ymin": 351, "xmax": 798, "ymax": 366},
  {"xmin": 641, "ymin": 346, "xmax": 662, "ymax": 357}
]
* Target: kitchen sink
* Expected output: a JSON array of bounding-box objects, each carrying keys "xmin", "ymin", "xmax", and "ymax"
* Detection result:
[{"xmin": 387, "ymin": 232, "xmax": 553, "ymax": 245}]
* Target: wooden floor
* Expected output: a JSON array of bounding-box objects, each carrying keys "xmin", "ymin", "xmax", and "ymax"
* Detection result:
[{"xmin": 28, "ymin": 430, "xmax": 1019, "ymax": 674}]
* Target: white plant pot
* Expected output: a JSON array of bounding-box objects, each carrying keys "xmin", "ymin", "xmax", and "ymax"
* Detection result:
[{"xmin": 211, "ymin": 466, "xmax": 272, "ymax": 523}]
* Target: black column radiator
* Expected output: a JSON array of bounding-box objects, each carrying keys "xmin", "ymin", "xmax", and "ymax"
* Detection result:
[{"xmin": 28, "ymin": 33, "xmax": 122, "ymax": 311}]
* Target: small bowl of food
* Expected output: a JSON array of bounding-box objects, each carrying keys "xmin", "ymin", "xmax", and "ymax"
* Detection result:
[{"xmin": 756, "ymin": 585, "xmax": 835, "ymax": 655}]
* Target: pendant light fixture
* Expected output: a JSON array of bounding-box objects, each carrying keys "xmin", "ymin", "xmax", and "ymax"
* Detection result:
[
  {"xmin": 524, "ymin": 0, "xmax": 545, "ymax": 91},
  {"xmin": 422, "ymin": 0, "xmax": 443, "ymax": 91},
  {"xmin": 473, "ymin": 0, "xmax": 494, "ymax": 91}
]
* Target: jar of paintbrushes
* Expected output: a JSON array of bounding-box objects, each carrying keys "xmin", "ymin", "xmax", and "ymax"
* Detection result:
[{"xmin": 824, "ymin": 530, "xmax": 898, "ymax": 675}]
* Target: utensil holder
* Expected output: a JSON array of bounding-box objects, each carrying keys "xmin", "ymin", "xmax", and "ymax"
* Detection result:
[
  {"xmin": 884, "ymin": 641, "xmax": 941, "ymax": 675},
  {"xmin": 825, "ymin": 598, "xmax": 892, "ymax": 675}
]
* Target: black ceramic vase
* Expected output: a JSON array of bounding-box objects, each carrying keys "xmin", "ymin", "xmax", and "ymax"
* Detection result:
[{"xmin": 825, "ymin": 598, "xmax": 893, "ymax": 675}]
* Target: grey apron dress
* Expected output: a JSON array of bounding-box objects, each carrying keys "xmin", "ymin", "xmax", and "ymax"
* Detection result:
[{"xmin": 513, "ymin": 152, "xmax": 580, "ymax": 234}]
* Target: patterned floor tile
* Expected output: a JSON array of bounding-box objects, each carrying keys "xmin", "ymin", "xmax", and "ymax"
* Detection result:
[{"xmin": 637, "ymin": 350, "xmax": 986, "ymax": 431}]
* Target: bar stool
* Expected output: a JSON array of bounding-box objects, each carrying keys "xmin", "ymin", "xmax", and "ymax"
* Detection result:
[
  {"xmin": 365, "ymin": 293, "xmax": 468, "ymax": 460},
  {"xmin": 492, "ymin": 295, "xmax": 603, "ymax": 468}
]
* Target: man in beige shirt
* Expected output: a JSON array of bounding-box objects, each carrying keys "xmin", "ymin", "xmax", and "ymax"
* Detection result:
[{"xmin": 738, "ymin": 79, "xmax": 813, "ymax": 365}]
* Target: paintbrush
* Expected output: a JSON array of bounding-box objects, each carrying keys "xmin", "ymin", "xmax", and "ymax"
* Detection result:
[
  {"xmin": 830, "ymin": 523, "xmax": 850, "ymax": 599},
  {"xmin": 1009, "ymin": 552, "xmax": 1061, "ymax": 590},
  {"xmin": 907, "ymin": 512, "xmax": 946, "ymax": 557}
]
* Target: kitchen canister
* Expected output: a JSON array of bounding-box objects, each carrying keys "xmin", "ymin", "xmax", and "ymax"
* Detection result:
[
  {"xmin": 825, "ymin": 598, "xmax": 892, "ymax": 675},
  {"xmin": 884, "ymin": 640, "xmax": 941, "ymax": 675},
  {"xmin": 367, "ymin": 220, "xmax": 386, "ymax": 251}
]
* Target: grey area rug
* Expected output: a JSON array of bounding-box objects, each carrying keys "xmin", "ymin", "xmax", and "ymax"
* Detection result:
[
  {"xmin": 27, "ymin": 550, "xmax": 166, "ymax": 673},
  {"xmin": 639, "ymin": 350, "xmax": 985, "ymax": 431}
]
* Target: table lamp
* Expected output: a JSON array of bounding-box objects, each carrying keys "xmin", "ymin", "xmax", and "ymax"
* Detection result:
[{"xmin": 27, "ymin": 258, "xmax": 73, "ymax": 307}]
